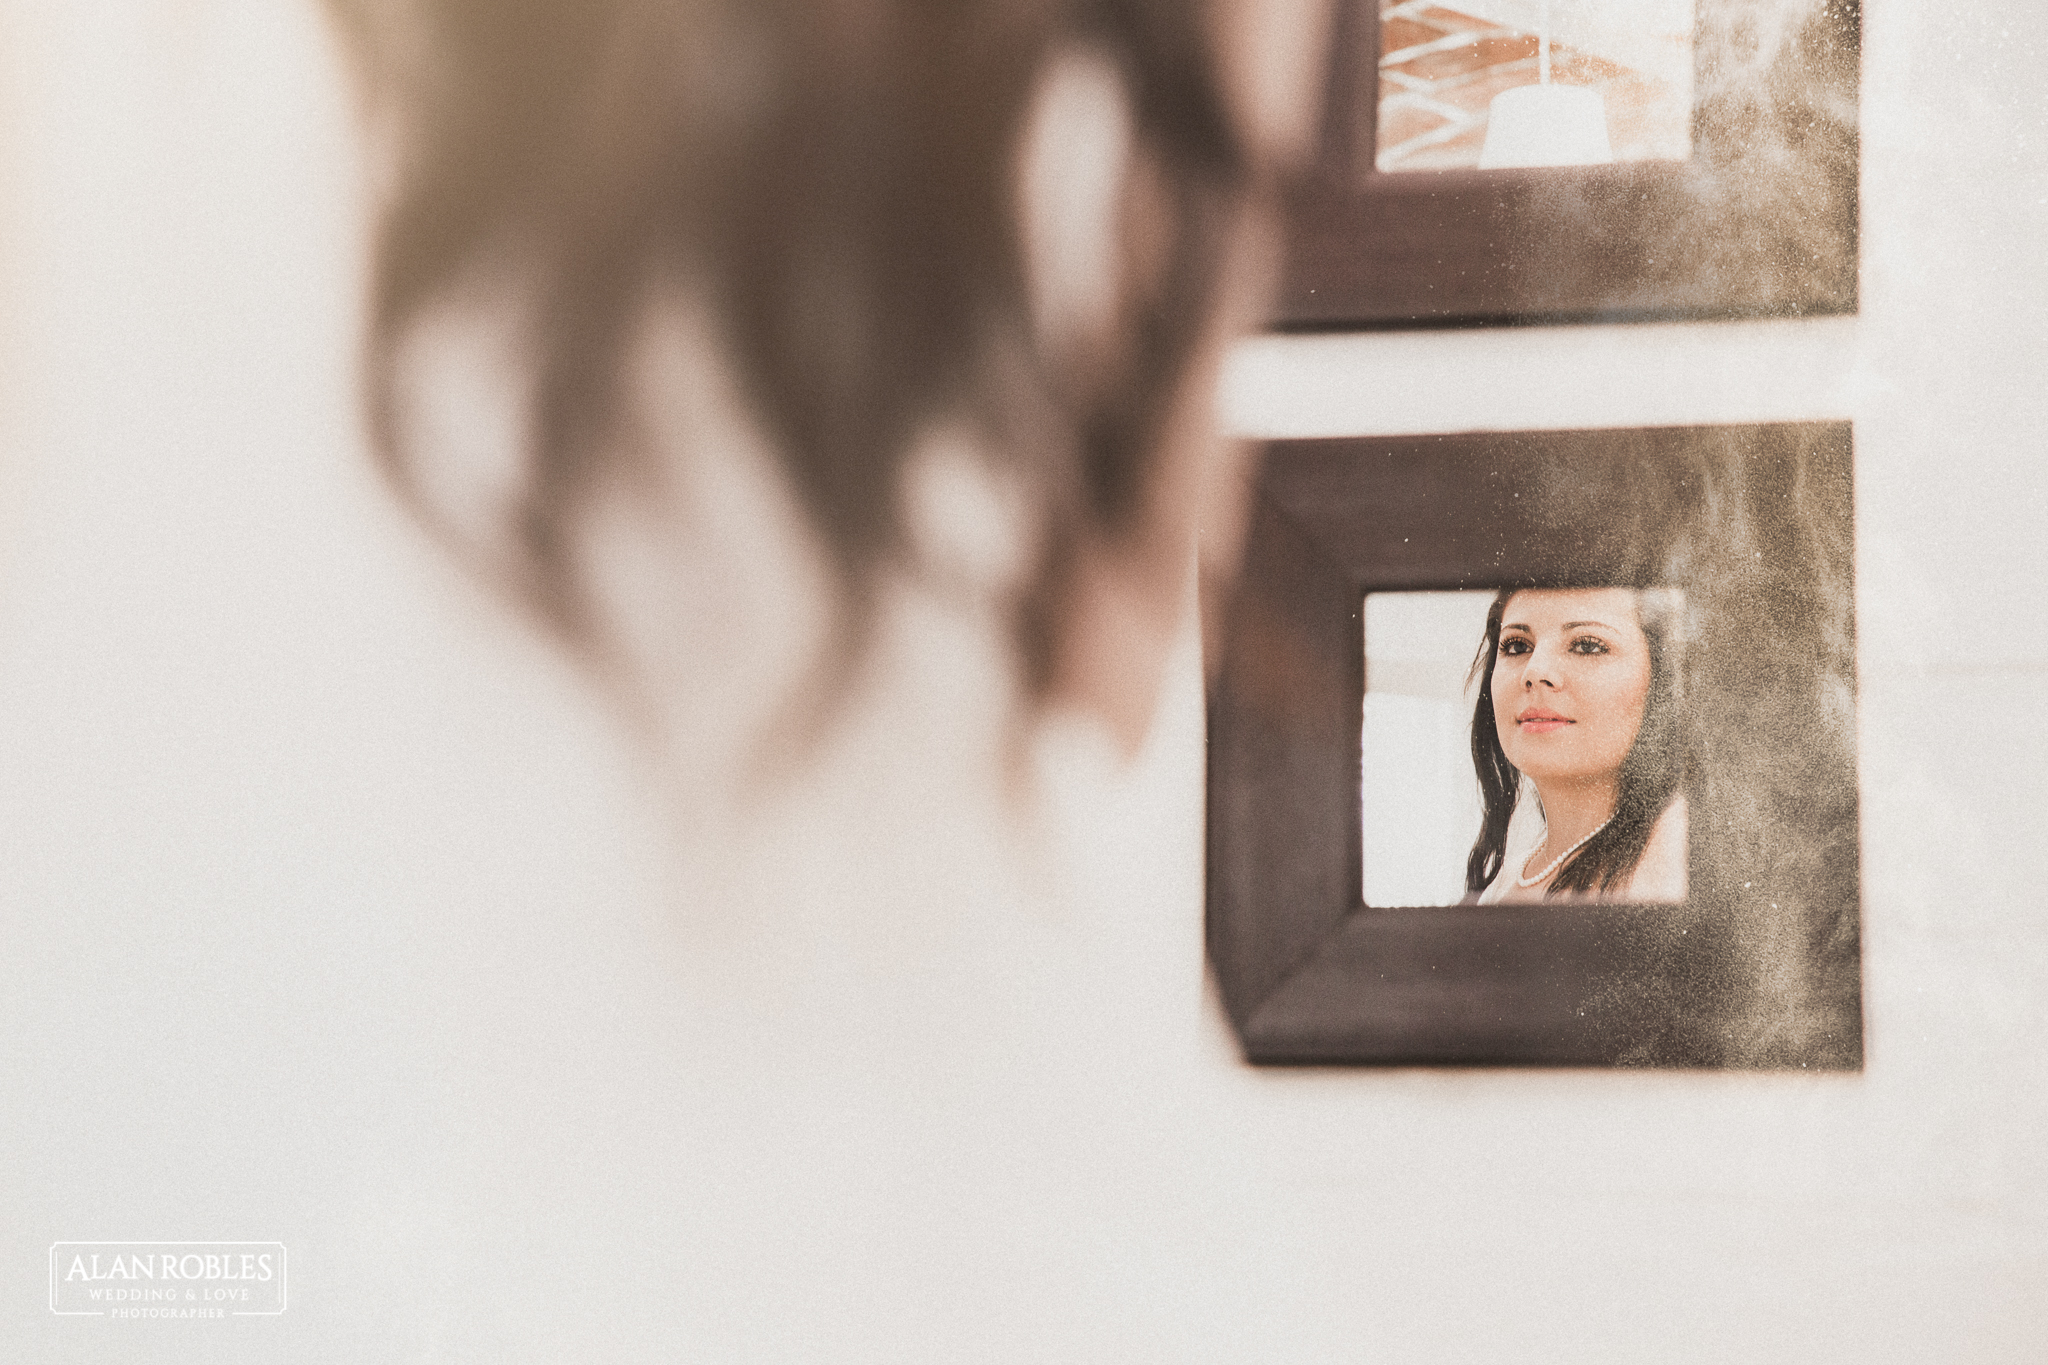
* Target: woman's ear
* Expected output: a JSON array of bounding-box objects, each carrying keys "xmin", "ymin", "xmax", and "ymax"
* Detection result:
[
  {"xmin": 1209, "ymin": 0, "xmax": 1338, "ymax": 168},
  {"xmin": 1050, "ymin": 337, "xmax": 1251, "ymax": 757},
  {"xmin": 1014, "ymin": 5, "xmax": 1333, "ymax": 758},
  {"xmin": 1014, "ymin": 48, "xmax": 1212, "ymax": 755},
  {"xmin": 1016, "ymin": 42, "xmax": 1191, "ymax": 756},
  {"xmin": 1016, "ymin": 43, "xmax": 1134, "ymax": 396}
]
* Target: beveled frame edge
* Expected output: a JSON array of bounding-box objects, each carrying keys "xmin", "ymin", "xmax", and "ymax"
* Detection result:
[
  {"xmin": 1205, "ymin": 423, "xmax": 1866, "ymax": 1068},
  {"xmin": 1274, "ymin": 0, "xmax": 1862, "ymax": 329}
]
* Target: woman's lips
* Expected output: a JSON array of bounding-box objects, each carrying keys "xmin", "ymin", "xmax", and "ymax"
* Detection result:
[{"xmin": 1517, "ymin": 710, "xmax": 1572, "ymax": 733}]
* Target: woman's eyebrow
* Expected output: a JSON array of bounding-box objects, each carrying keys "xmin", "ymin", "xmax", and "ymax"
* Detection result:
[{"xmin": 1562, "ymin": 620, "xmax": 1618, "ymax": 631}]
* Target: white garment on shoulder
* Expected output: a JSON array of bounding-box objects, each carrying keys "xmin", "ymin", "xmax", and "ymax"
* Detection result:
[
  {"xmin": 1476, "ymin": 788, "xmax": 1689, "ymax": 904},
  {"xmin": 1476, "ymin": 778, "xmax": 1547, "ymax": 904}
]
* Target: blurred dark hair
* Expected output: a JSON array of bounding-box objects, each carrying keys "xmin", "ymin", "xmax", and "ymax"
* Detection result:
[
  {"xmin": 1464, "ymin": 587, "xmax": 1688, "ymax": 897},
  {"xmin": 324, "ymin": 0, "xmax": 1253, "ymax": 696}
]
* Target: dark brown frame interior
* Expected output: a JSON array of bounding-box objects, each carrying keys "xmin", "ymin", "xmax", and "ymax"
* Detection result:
[
  {"xmin": 1206, "ymin": 423, "xmax": 1864, "ymax": 1067},
  {"xmin": 1278, "ymin": 0, "xmax": 1860, "ymax": 328}
]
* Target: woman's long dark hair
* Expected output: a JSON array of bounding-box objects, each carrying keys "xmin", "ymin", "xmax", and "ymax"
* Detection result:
[
  {"xmin": 1463, "ymin": 588, "xmax": 1688, "ymax": 897},
  {"xmin": 325, "ymin": 0, "xmax": 1255, "ymax": 703}
]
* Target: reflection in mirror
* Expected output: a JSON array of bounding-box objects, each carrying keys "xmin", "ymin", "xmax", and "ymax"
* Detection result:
[
  {"xmin": 1360, "ymin": 590, "xmax": 1493, "ymax": 906},
  {"xmin": 1361, "ymin": 587, "xmax": 1689, "ymax": 907},
  {"xmin": 1373, "ymin": 0, "xmax": 1695, "ymax": 172}
]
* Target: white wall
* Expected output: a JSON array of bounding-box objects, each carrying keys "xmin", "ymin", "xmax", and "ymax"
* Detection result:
[{"xmin": 1, "ymin": 0, "xmax": 2043, "ymax": 1360}]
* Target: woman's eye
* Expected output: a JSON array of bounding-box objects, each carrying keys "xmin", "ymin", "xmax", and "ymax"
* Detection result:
[
  {"xmin": 1499, "ymin": 638, "xmax": 1531, "ymax": 656},
  {"xmin": 1569, "ymin": 636, "xmax": 1609, "ymax": 655}
]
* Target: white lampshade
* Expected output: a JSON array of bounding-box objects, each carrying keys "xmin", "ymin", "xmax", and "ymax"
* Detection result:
[{"xmin": 1477, "ymin": 84, "xmax": 1614, "ymax": 169}]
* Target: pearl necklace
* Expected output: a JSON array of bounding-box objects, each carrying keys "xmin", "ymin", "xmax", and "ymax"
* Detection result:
[{"xmin": 1515, "ymin": 817, "xmax": 1612, "ymax": 888}]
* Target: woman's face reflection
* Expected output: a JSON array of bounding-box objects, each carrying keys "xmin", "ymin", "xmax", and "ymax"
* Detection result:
[{"xmin": 1491, "ymin": 588, "xmax": 1652, "ymax": 787}]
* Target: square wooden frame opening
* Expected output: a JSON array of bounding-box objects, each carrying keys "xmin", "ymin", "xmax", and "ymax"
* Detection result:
[
  {"xmin": 1206, "ymin": 423, "xmax": 1864, "ymax": 1066},
  {"xmin": 1277, "ymin": 0, "xmax": 1861, "ymax": 328}
]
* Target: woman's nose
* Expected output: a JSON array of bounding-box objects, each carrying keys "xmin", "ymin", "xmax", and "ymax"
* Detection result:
[{"xmin": 1524, "ymin": 642, "xmax": 1561, "ymax": 687}]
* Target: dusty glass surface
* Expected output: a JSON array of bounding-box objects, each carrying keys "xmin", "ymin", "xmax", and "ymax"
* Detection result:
[
  {"xmin": 1360, "ymin": 590, "xmax": 1494, "ymax": 906},
  {"xmin": 1361, "ymin": 587, "xmax": 1690, "ymax": 907},
  {"xmin": 1373, "ymin": 0, "xmax": 1694, "ymax": 172}
]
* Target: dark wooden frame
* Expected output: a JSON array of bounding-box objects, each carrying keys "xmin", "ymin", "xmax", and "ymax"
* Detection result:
[
  {"xmin": 1277, "ymin": 0, "xmax": 1861, "ymax": 328},
  {"xmin": 1206, "ymin": 423, "xmax": 1864, "ymax": 1067}
]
